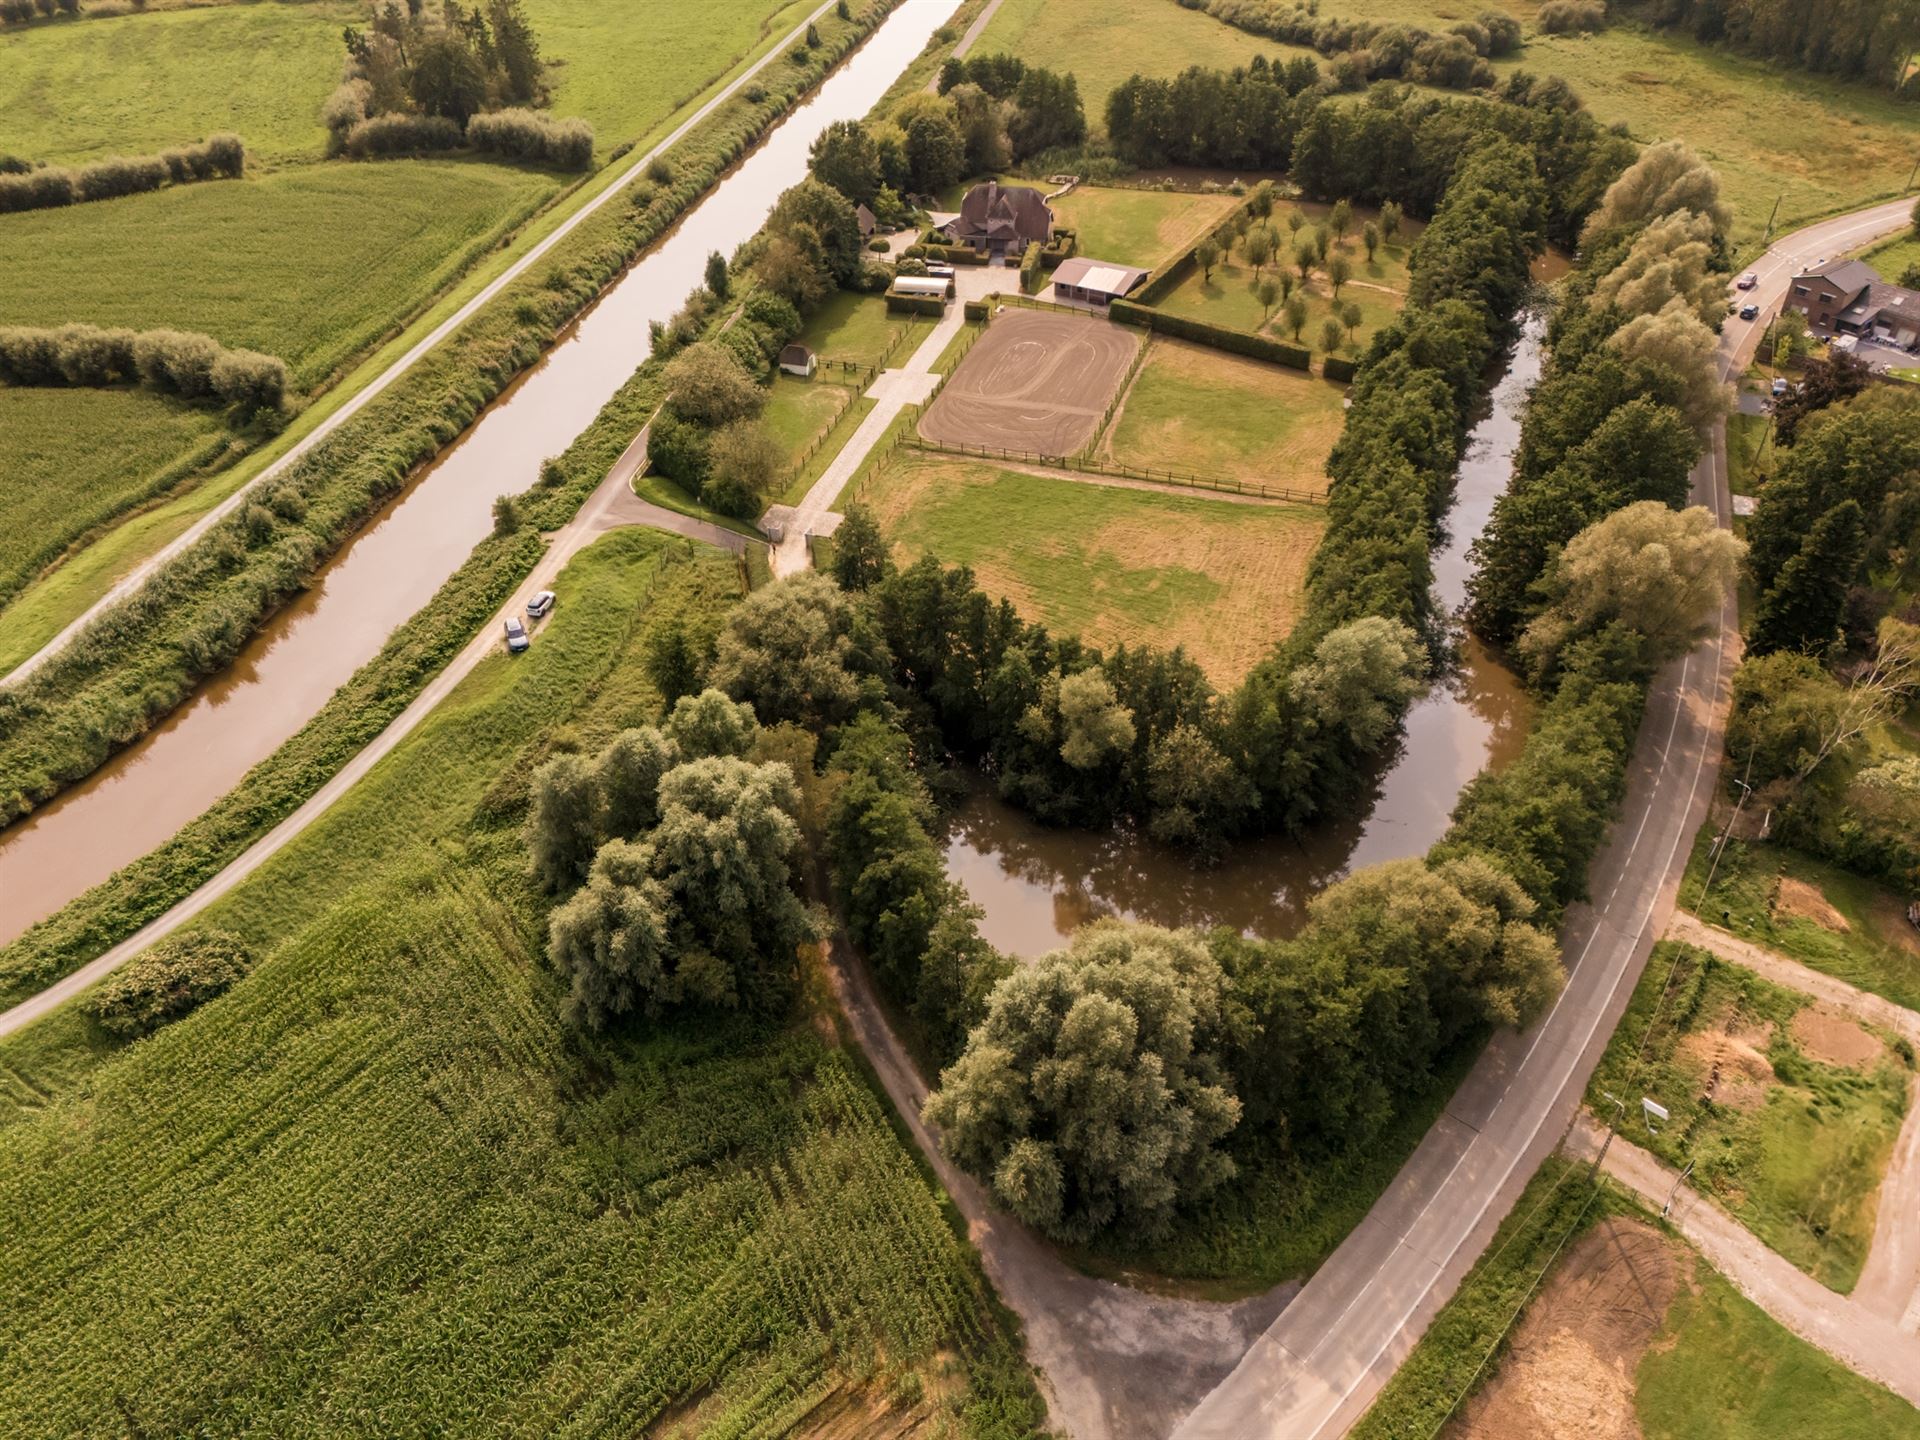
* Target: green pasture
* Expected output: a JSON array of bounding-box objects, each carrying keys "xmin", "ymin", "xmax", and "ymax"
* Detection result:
[
  {"xmin": 1050, "ymin": 185, "xmax": 1242, "ymax": 271},
  {"xmin": 801, "ymin": 288, "xmax": 915, "ymax": 369}
]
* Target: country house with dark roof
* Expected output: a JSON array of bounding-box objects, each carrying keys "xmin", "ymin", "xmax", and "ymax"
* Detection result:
[
  {"xmin": 938, "ymin": 180, "xmax": 1053, "ymax": 258},
  {"xmin": 1786, "ymin": 257, "xmax": 1920, "ymax": 348}
]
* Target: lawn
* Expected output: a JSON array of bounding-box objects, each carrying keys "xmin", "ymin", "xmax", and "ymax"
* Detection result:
[
  {"xmin": 1104, "ymin": 338, "xmax": 1344, "ymax": 496},
  {"xmin": 0, "ymin": 160, "xmax": 560, "ymax": 391},
  {"xmin": 0, "ymin": 529, "xmax": 1039, "ymax": 1433},
  {"xmin": 0, "ymin": 388, "xmax": 228, "ymax": 611},
  {"xmin": 1728, "ymin": 410, "xmax": 1773, "ymax": 495},
  {"xmin": 1681, "ymin": 833, "xmax": 1920, "ymax": 1011},
  {"xmin": 800, "ymin": 289, "xmax": 918, "ymax": 370},
  {"xmin": 972, "ymin": 0, "xmax": 1309, "ymax": 131},
  {"xmin": 859, "ymin": 451, "xmax": 1325, "ymax": 683},
  {"xmin": 0, "ymin": 1, "xmax": 350, "ymax": 163},
  {"xmin": 1587, "ymin": 942, "xmax": 1912, "ymax": 1291},
  {"xmin": 1637, "ymin": 1267, "xmax": 1920, "ymax": 1439},
  {"xmin": 761, "ymin": 372, "xmax": 854, "ymax": 502},
  {"xmin": 1049, "ymin": 185, "xmax": 1242, "ymax": 271}
]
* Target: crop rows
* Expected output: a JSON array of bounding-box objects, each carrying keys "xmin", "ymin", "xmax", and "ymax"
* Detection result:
[{"xmin": 0, "ymin": 859, "xmax": 1002, "ymax": 1435}]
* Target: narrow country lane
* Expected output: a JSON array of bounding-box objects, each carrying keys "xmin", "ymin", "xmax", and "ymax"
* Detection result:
[{"xmin": 1169, "ymin": 197, "xmax": 1917, "ymax": 1440}]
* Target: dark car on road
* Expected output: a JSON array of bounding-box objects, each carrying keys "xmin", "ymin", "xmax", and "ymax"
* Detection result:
[
  {"xmin": 504, "ymin": 616, "xmax": 530, "ymax": 653},
  {"xmin": 1738, "ymin": 302, "xmax": 1759, "ymax": 321}
]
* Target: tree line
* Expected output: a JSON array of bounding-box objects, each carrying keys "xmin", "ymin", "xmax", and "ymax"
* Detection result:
[
  {"xmin": 1177, "ymin": 0, "xmax": 1522, "ymax": 91},
  {"xmin": 1105, "ymin": 59, "xmax": 1633, "ymax": 248},
  {"xmin": 322, "ymin": 0, "xmax": 593, "ymax": 169},
  {"xmin": 0, "ymin": 134, "xmax": 244, "ymax": 214},
  {"xmin": 1622, "ymin": 0, "xmax": 1920, "ymax": 93},
  {"xmin": 0, "ymin": 322, "xmax": 287, "ymax": 414}
]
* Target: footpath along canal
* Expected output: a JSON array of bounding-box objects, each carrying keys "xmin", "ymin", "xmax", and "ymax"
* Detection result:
[
  {"xmin": 0, "ymin": 0, "xmax": 966, "ymax": 948},
  {"xmin": 945, "ymin": 317, "xmax": 1548, "ymax": 955}
]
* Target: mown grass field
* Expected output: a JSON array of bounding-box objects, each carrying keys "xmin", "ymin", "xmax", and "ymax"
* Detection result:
[
  {"xmin": 0, "ymin": 388, "xmax": 228, "ymax": 609},
  {"xmin": 1049, "ymin": 185, "xmax": 1241, "ymax": 271},
  {"xmin": 1588, "ymin": 942, "xmax": 1912, "ymax": 1291},
  {"xmin": 1681, "ymin": 834, "xmax": 1920, "ymax": 1011},
  {"xmin": 972, "ymin": 0, "xmax": 1291, "ymax": 131},
  {"xmin": 0, "ymin": 1, "xmax": 350, "ymax": 163},
  {"xmin": 0, "ymin": 160, "xmax": 560, "ymax": 390},
  {"xmin": 1104, "ymin": 338, "xmax": 1343, "ymax": 495},
  {"xmin": 859, "ymin": 451, "xmax": 1324, "ymax": 683},
  {"xmin": 0, "ymin": 529, "xmax": 1040, "ymax": 1434},
  {"xmin": 801, "ymin": 288, "xmax": 916, "ymax": 369}
]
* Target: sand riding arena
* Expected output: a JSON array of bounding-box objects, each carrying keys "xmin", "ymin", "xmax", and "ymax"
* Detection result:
[{"xmin": 918, "ymin": 309, "xmax": 1140, "ymax": 456}]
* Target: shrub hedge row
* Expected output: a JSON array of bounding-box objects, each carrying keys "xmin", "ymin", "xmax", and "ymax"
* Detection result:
[
  {"xmin": 1109, "ymin": 299, "xmax": 1312, "ymax": 368},
  {"xmin": 341, "ymin": 113, "xmax": 465, "ymax": 159},
  {"xmin": 0, "ymin": 323, "xmax": 287, "ymax": 413},
  {"xmin": 0, "ymin": 0, "xmax": 895, "ymax": 835},
  {"xmin": 886, "ymin": 292, "xmax": 946, "ymax": 316},
  {"xmin": 0, "ymin": 134, "xmax": 245, "ymax": 213},
  {"xmin": 913, "ymin": 235, "xmax": 990, "ymax": 265},
  {"xmin": 1017, "ymin": 242, "xmax": 1043, "ymax": 294},
  {"xmin": 1320, "ymin": 354, "xmax": 1358, "ymax": 383},
  {"xmin": 1038, "ymin": 227, "xmax": 1076, "ymax": 269},
  {"xmin": 468, "ymin": 108, "xmax": 596, "ymax": 172}
]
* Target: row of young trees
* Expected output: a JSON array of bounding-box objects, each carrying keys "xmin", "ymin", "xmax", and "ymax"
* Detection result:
[
  {"xmin": 1104, "ymin": 61, "xmax": 1633, "ymax": 248},
  {"xmin": 0, "ymin": 133, "xmax": 244, "ymax": 214}
]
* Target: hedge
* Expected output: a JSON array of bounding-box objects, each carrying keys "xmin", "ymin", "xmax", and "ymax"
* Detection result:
[
  {"xmin": 1039, "ymin": 228, "xmax": 1076, "ymax": 269},
  {"xmin": 886, "ymin": 292, "xmax": 946, "ymax": 317},
  {"xmin": 466, "ymin": 108, "xmax": 597, "ymax": 172},
  {"xmin": 1108, "ymin": 299, "xmax": 1311, "ymax": 368},
  {"xmin": 1018, "ymin": 241, "xmax": 1043, "ymax": 294},
  {"xmin": 0, "ymin": 323, "xmax": 287, "ymax": 413},
  {"xmin": 0, "ymin": 134, "xmax": 245, "ymax": 213},
  {"xmin": 962, "ymin": 298, "xmax": 991, "ymax": 321},
  {"xmin": 1130, "ymin": 195, "xmax": 1255, "ymax": 307},
  {"xmin": 1321, "ymin": 354, "xmax": 1358, "ymax": 383},
  {"xmin": 0, "ymin": 0, "xmax": 898, "ymax": 835},
  {"xmin": 342, "ymin": 113, "xmax": 465, "ymax": 159},
  {"xmin": 915, "ymin": 234, "xmax": 990, "ymax": 264}
]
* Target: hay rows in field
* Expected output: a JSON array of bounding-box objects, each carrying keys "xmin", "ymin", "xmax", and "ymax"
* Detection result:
[{"xmin": 0, "ymin": 865, "xmax": 993, "ymax": 1433}]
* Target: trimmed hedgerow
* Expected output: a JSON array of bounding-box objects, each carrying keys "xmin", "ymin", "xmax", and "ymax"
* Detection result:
[
  {"xmin": 0, "ymin": 134, "xmax": 244, "ymax": 213},
  {"xmin": 467, "ymin": 108, "xmax": 595, "ymax": 171},
  {"xmin": 0, "ymin": 323, "xmax": 286, "ymax": 413},
  {"xmin": 1109, "ymin": 299, "xmax": 1312, "ymax": 369}
]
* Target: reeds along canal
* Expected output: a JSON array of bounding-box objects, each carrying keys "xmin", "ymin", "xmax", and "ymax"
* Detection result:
[
  {"xmin": 0, "ymin": 0, "xmax": 966, "ymax": 949},
  {"xmin": 947, "ymin": 315, "xmax": 1549, "ymax": 958}
]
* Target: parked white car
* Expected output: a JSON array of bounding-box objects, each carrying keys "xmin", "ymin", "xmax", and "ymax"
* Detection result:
[{"xmin": 526, "ymin": 590, "xmax": 555, "ymax": 619}]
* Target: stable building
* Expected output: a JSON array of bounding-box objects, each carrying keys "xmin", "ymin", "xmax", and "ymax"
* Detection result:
[{"xmin": 1049, "ymin": 256, "xmax": 1148, "ymax": 308}]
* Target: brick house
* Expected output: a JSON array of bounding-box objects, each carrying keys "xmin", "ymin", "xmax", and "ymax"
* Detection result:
[
  {"xmin": 1784, "ymin": 257, "xmax": 1920, "ymax": 347},
  {"xmin": 939, "ymin": 180, "xmax": 1053, "ymax": 258}
]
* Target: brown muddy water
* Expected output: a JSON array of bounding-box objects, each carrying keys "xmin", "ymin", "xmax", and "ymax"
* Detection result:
[
  {"xmin": 948, "ymin": 317, "xmax": 1547, "ymax": 957},
  {"xmin": 0, "ymin": 0, "xmax": 965, "ymax": 949}
]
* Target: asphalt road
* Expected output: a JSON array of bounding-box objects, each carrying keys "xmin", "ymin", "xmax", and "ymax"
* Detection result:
[
  {"xmin": 1170, "ymin": 197, "xmax": 1917, "ymax": 1440},
  {"xmin": 0, "ymin": 0, "xmax": 837, "ymax": 691}
]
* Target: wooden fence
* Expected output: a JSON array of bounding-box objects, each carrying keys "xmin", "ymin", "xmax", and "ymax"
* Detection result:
[{"xmin": 902, "ymin": 436, "xmax": 1327, "ymax": 505}]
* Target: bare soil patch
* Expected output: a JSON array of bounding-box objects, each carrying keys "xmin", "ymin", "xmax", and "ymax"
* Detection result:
[
  {"xmin": 918, "ymin": 310, "xmax": 1140, "ymax": 457},
  {"xmin": 1775, "ymin": 875, "xmax": 1850, "ymax": 932},
  {"xmin": 1868, "ymin": 891, "xmax": 1920, "ymax": 960},
  {"xmin": 1450, "ymin": 1219, "xmax": 1690, "ymax": 1440},
  {"xmin": 1791, "ymin": 1006, "xmax": 1888, "ymax": 1070},
  {"xmin": 1678, "ymin": 1014, "xmax": 1778, "ymax": 1111}
]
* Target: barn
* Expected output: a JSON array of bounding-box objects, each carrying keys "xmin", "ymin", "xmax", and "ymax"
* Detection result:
[{"xmin": 1050, "ymin": 257, "xmax": 1148, "ymax": 308}]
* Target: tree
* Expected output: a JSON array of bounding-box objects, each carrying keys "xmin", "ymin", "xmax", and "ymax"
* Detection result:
[
  {"xmin": 1320, "ymin": 317, "xmax": 1347, "ymax": 355},
  {"xmin": 1242, "ymin": 224, "xmax": 1275, "ymax": 278},
  {"xmin": 767, "ymin": 177, "xmax": 863, "ymax": 286},
  {"xmin": 1328, "ymin": 251, "xmax": 1351, "ymax": 298},
  {"xmin": 922, "ymin": 921, "xmax": 1242, "ymax": 1243},
  {"xmin": 703, "ymin": 249, "xmax": 730, "ymax": 300},
  {"xmin": 1256, "ymin": 276, "xmax": 1280, "ymax": 321},
  {"xmin": 1290, "ymin": 616, "xmax": 1425, "ymax": 755},
  {"xmin": 486, "ymin": 0, "xmax": 543, "ymax": 103},
  {"xmin": 1293, "ymin": 238, "xmax": 1316, "ymax": 284},
  {"xmin": 710, "ymin": 571, "xmax": 868, "ymax": 730},
  {"xmin": 1248, "ymin": 178, "xmax": 1276, "ymax": 219},
  {"xmin": 646, "ymin": 620, "xmax": 704, "ymax": 708},
  {"xmin": 595, "ymin": 726, "xmax": 680, "ymax": 838},
  {"xmin": 1608, "ymin": 298, "xmax": 1731, "ymax": 431},
  {"xmin": 1283, "ymin": 293, "xmax": 1309, "ymax": 340},
  {"xmin": 1771, "ymin": 350, "xmax": 1869, "ymax": 445},
  {"xmin": 665, "ymin": 688, "xmax": 758, "ymax": 758},
  {"xmin": 528, "ymin": 751, "xmax": 599, "ymax": 891},
  {"xmin": 1339, "ymin": 299, "xmax": 1363, "ymax": 343},
  {"xmin": 1582, "ymin": 138, "xmax": 1731, "ymax": 241},
  {"xmin": 830, "ymin": 503, "xmax": 892, "ymax": 590},
  {"xmin": 702, "ymin": 418, "xmax": 782, "ymax": 517},
  {"xmin": 808, "ymin": 118, "xmax": 881, "ymax": 204},
  {"xmin": 1362, "ymin": 220, "xmax": 1380, "ymax": 260},
  {"xmin": 755, "ymin": 233, "xmax": 830, "ymax": 310},
  {"xmin": 491, "ymin": 493, "xmax": 520, "ymax": 535},
  {"xmin": 663, "ymin": 342, "xmax": 762, "ymax": 426},
  {"xmin": 1006, "ymin": 65, "xmax": 1086, "ymax": 159},
  {"xmin": 1329, "ymin": 197, "xmax": 1352, "ymax": 238},
  {"xmin": 407, "ymin": 30, "xmax": 490, "ymax": 122},
  {"xmin": 904, "ymin": 111, "xmax": 963, "ymax": 194},
  {"xmin": 1312, "ymin": 225, "xmax": 1330, "ymax": 264},
  {"xmin": 1592, "ymin": 208, "xmax": 1725, "ymax": 324},
  {"xmin": 1278, "ymin": 270, "xmax": 1296, "ymax": 302},
  {"xmin": 948, "ymin": 81, "xmax": 1010, "ymax": 174},
  {"xmin": 1380, "ymin": 199, "xmax": 1402, "ymax": 241},
  {"xmin": 1287, "ymin": 208, "xmax": 1306, "ymax": 236},
  {"xmin": 1517, "ymin": 501, "xmax": 1744, "ymax": 676},
  {"xmin": 1053, "ymin": 669, "xmax": 1135, "ymax": 770},
  {"xmin": 1146, "ymin": 723, "xmax": 1252, "ymax": 853},
  {"xmin": 1749, "ymin": 499, "xmax": 1866, "ymax": 656},
  {"xmin": 1196, "ymin": 237, "xmax": 1221, "ymax": 282}
]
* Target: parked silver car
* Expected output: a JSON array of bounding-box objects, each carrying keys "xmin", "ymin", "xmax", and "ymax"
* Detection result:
[
  {"xmin": 526, "ymin": 590, "xmax": 556, "ymax": 619},
  {"xmin": 504, "ymin": 616, "xmax": 530, "ymax": 653}
]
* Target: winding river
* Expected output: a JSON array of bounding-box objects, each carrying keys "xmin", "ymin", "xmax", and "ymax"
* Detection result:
[
  {"xmin": 0, "ymin": 0, "xmax": 966, "ymax": 948},
  {"xmin": 947, "ymin": 317, "xmax": 1547, "ymax": 955}
]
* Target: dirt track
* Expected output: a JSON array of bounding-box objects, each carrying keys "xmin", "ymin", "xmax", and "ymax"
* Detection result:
[{"xmin": 918, "ymin": 310, "xmax": 1139, "ymax": 456}]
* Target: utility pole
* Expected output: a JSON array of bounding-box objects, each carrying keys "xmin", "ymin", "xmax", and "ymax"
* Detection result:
[
  {"xmin": 1762, "ymin": 193, "xmax": 1783, "ymax": 247},
  {"xmin": 1908, "ymin": 152, "xmax": 1920, "ymax": 192}
]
